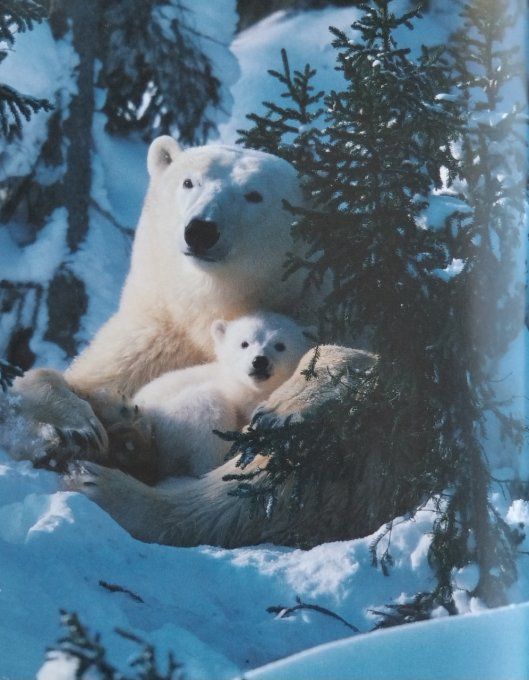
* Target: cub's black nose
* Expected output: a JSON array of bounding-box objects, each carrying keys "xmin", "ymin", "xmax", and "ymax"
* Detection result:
[
  {"xmin": 252, "ymin": 355, "xmax": 269, "ymax": 370},
  {"xmin": 184, "ymin": 219, "xmax": 220, "ymax": 253}
]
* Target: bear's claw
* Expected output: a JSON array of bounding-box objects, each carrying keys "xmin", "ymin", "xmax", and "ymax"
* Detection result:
[
  {"xmin": 65, "ymin": 460, "xmax": 103, "ymax": 492},
  {"xmin": 65, "ymin": 461, "xmax": 139, "ymax": 511},
  {"xmin": 31, "ymin": 415, "xmax": 109, "ymax": 473}
]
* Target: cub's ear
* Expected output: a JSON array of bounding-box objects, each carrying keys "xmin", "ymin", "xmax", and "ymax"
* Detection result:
[
  {"xmin": 147, "ymin": 135, "xmax": 181, "ymax": 177},
  {"xmin": 211, "ymin": 319, "xmax": 227, "ymax": 343}
]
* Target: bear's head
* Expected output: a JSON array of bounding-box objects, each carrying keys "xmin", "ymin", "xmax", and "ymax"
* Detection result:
[
  {"xmin": 144, "ymin": 136, "xmax": 305, "ymax": 289},
  {"xmin": 211, "ymin": 312, "xmax": 311, "ymax": 396}
]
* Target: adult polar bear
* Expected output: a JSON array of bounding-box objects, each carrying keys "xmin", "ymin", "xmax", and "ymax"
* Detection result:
[
  {"xmin": 13, "ymin": 137, "xmax": 380, "ymax": 548},
  {"xmin": 14, "ymin": 137, "xmax": 313, "ymax": 447}
]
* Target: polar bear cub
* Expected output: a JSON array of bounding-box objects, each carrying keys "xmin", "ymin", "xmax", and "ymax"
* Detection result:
[{"xmin": 134, "ymin": 312, "xmax": 311, "ymax": 478}]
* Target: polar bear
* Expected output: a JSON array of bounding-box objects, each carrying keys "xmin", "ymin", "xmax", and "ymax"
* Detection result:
[
  {"xmin": 9, "ymin": 137, "xmax": 381, "ymax": 548},
  {"xmin": 134, "ymin": 313, "xmax": 310, "ymax": 478},
  {"xmin": 11, "ymin": 137, "xmax": 314, "ymax": 461}
]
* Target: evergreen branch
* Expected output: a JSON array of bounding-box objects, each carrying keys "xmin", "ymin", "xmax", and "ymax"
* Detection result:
[
  {"xmin": 0, "ymin": 83, "xmax": 52, "ymax": 138},
  {"xmin": 300, "ymin": 345, "xmax": 320, "ymax": 380},
  {"xmin": 0, "ymin": 359, "xmax": 23, "ymax": 392},
  {"xmin": 237, "ymin": 47, "xmax": 323, "ymax": 168},
  {"xmin": 43, "ymin": 611, "xmax": 184, "ymax": 680},
  {"xmin": 0, "ymin": 0, "xmax": 47, "ymax": 44}
]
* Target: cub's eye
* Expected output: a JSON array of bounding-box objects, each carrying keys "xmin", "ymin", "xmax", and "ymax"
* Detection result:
[
  {"xmin": 245, "ymin": 191, "xmax": 263, "ymax": 203},
  {"xmin": 241, "ymin": 341, "xmax": 249, "ymax": 348},
  {"xmin": 274, "ymin": 342, "xmax": 286, "ymax": 352},
  {"xmin": 183, "ymin": 179, "xmax": 193, "ymax": 189}
]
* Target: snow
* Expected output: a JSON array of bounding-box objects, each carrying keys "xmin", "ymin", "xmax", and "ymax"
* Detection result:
[
  {"xmin": 90, "ymin": 98, "xmax": 149, "ymax": 230},
  {"xmin": 184, "ymin": 0, "xmax": 240, "ymax": 138},
  {"xmin": 0, "ymin": 22, "xmax": 78, "ymax": 181},
  {"xmin": 0, "ymin": 446, "xmax": 424, "ymax": 678},
  {"xmin": 217, "ymin": 7, "xmax": 364, "ymax": 144},
  {"xmin": 0, "ymin": 2, "xmax": 528, "ymax": 679},
  {"xmin": 0, "ymin": 443, "xmax": 523, "ymax": 680},
  {"xmin": 0, "ymin": 207, "xmax": 68, "ymax": 284},
  {"xmin": 432, "ymin": 257, "xmax": 465, "ymax": 280},
  {"xmin": 507, "ymin": 499, "xmax": 529, "ymax": 525},
  {"xmin": 247, "ymin": 602, "xmax": 529, "ymax": 680}
]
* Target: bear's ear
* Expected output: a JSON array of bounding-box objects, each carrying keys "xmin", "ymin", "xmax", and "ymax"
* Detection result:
[
  {"xmin": 147, "ymin": 136, "xmax": 181, "ymax": 177},
  {"xmin": 211, "ymin": 319, "xmax": 227, "ymax": 343}
]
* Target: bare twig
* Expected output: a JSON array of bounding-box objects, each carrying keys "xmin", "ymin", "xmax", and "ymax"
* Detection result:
[
  {"xmin": 90, "ymin": 198, "xmax": 134, "ymax": 237},
  {"xmin": 267, "ymin": 596, "xmax": 360, "ymax": 632},
  {"xmin": 99, "ymin": 580, "xmax": 144, "ymax": 603}
]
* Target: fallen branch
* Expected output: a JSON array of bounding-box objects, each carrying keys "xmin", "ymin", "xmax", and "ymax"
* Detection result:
[
  {"xmin": 99, "ymin": 580, "xmax": 144, "ymax": 603},
  {"xmin": 267, "ymin": 596, "xmax": 360, "ymax": 632}
]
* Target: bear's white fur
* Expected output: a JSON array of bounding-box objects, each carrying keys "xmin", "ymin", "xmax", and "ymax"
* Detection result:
[
  {"xmin": 134, "ymin": 312, "xmax": 310, "ymax": 477},
  {"xmin": 11, "ymin": 137, "xmax": 370, "ymax": 549}
]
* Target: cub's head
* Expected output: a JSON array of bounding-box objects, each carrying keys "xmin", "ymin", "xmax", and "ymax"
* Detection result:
[
  {"xmin": 211, "ymin": 312, "xmax": 311, "ymax": 394},
  {"xmin": 146, "ymin": 136, "xmax": 304, "ymax": 280}
]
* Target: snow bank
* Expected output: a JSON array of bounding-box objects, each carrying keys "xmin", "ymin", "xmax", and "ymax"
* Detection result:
[
  {"xmin": 1, "ymin": 444, "xmax": 526, "ymax": 680},
  {"xmin": 0, "ymin": 450, "xmax": 433, "ymax": 677},
  {"xmin": 218, "ymin": 7, "xmax": 357, "ymax": 144},
  {"xmin": 2, "ymin": 450, "xmax": 411, "ymax": 678},
  {"xmin": 248, "ymin": 601, "xmax": 529, "ymax": 680}
]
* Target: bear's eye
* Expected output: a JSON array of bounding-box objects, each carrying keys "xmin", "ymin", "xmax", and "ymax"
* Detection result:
[
  {"xmin": 183, "ymin": 179, "xmax": 194, "ymax": 189},
  {"xmin": 274, "ymin": 342, "xmax": 286, "ymax": 352},
  {"xmin": 241, "ymin": 341, "xmax": 249, "ymax": 349},
  {"xmin": 244, "ymin": 191, "xmax": 263, "ymax": 204}
]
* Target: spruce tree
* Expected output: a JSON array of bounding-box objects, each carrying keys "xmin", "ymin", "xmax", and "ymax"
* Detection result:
[
  {"xmin": 432, "ymin": 0, "xmax": 526, "ymax": 607},
  {"xmin": 239, "ymin": 48, "xmax": 324, "ymax": 170},
  {"xmin": 0, "ymin": 0, "xmax": 234, "ymax": 368},
  {"xmin": 0, "ymin": 0, "xmax": 51, "ymax": 374},
  {"xmin": 100, "ymin": 0, "xmax": 222, "ymax": 145},
  {"xmin": 450, "ymin": 0, "xmax": 525, "ymax": 383},
  {"xmin": 234, "ymin": 0, "xmax": 525, "ymax": 612},
  {"xmin": 0, "ymin": 0, "xmax": 52, "ymax": 139}
]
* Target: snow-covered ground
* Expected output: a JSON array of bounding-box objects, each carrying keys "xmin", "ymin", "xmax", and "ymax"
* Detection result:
[
  {"xmin": 248, "ymin": 601, "xmax": 529, "ymax": 680},
  {"xmin": 2, "ymin": 447, "xmax": 527, "ymax": 680},
  {"xmin": 1, "ymin": 2, "xmax": 528, "ymax": 679}
]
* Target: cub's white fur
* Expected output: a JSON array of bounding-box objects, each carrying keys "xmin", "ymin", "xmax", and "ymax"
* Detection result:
[{"xmin": 134, "ymin": 313, "xmax": 310, "ymax": 477}]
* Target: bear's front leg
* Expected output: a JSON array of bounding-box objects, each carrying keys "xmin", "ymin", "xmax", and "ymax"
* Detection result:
[
  {"xmin": 9, "ymin": 368, "xmax": 109, "ymax": 469},
  {"xmin": 9, "ymin": 371, "xmax": 158, "ymax": 481},
  {"xmin": 251, "ymin": 345, "xmax": 376, "ymax": 429}
]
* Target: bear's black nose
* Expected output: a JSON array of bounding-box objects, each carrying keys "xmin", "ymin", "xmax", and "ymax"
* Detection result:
[
  {"xmin": 184, "ymin": 219, "xmax": 220, "ymax": 254},
  {"xmin": 252, "ymin": 355, "xmax": 269, "ymax": 370}
]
